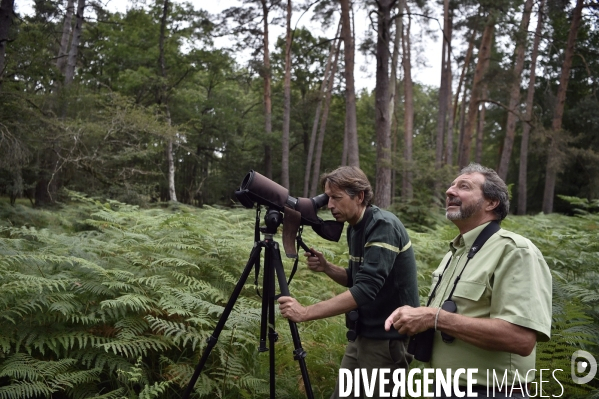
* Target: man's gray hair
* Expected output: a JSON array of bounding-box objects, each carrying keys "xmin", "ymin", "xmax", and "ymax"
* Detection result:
[{"xmin": 459, "ymin": 163, "xmax": 510, "ymax": 220}]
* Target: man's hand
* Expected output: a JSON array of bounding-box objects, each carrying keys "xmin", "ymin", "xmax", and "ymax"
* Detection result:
[
  {"xmin": 384, "ymin": 306, "xmax": 435, "ymax": 336},
  {"xmin": 305, "ymin": 247, "xmax": 328, "ymax": 273},
  {"xmin": 278, "ymin": 296, "xmax": 308, "ymax": 323}
]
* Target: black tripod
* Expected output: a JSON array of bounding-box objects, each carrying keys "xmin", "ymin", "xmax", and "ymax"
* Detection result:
[{"xmin": 182, "ymin": 207, "xmax": 315, "ymax": 399}]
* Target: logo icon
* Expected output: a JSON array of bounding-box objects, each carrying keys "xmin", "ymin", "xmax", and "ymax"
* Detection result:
[{"xmin": 571, "ymin": 350, "xmax": 597, "ymax": 385}]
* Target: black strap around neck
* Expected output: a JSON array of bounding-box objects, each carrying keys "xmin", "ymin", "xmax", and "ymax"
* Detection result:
[{"xmin": 426, "ymin": 220, "xmax": 501, "ymax": 306}]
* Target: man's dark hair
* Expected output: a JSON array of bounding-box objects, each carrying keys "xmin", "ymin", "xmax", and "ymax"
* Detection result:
[
  {"xmin": 459, "ymin": 163, "xmax": 510, "ymax": 221},
  {"xmin": 320, "ymin": 166, "xmax": 373, "ymax": 206}
]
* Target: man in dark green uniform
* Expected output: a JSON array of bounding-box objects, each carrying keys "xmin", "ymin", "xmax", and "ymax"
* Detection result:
[{"xmin": 278, "ymin": 166, "xmax": 419, "ymax": 398}]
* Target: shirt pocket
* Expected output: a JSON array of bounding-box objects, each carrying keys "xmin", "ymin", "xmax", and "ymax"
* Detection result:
[{"xmin": 452, "ymin": 280, "xmax": 486, "ymax": 302}]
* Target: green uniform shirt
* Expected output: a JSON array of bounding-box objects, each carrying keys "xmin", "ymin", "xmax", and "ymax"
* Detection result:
[
  {"xmin": 428, "ymin": 222, "xmax": 552, "ymax": 385},
  {"xmin": 346, "ymin": 206, "xmax": 420, "ymax": 340}
]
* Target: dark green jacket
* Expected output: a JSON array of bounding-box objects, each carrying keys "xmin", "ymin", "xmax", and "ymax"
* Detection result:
[{"xmin": 346, "ymin": 205, "xmax": 419, "ymax": 340}]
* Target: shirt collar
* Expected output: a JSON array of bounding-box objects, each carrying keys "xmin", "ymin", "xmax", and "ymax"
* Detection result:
[
  {"xmin": 449, "ymin": 221, "xmax": 492, "ymax": 254},
  {"xmin": 353, "ymin": 206, "xmax": 368, "ymax": 227}
]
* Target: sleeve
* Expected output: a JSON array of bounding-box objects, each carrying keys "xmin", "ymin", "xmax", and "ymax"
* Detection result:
[
  {"xmin": 490, "ymin": 241, "xmax": 552, "ymax": 341},
  {"xmin": 348, "ymin": 216, "xmax": 406, "ymax": 306}
]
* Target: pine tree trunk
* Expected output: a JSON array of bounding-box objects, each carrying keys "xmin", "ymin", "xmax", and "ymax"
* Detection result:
[
  {"xmin": 435, "ymin": 0, "xmax": 451, "ymax": 194},
  {"xmin": 458, "ymin": 12, "xmax": 495, "ymax": 169},
  {"xmin": 401, "ymin": 8, "xmax": 414, "ymax": 200},
  {"xmin": 542, "ymin": 0, "xmax": 584, "ymax": 213},
  {"xmin": 449, "ymin": 27, "xmax": 475, "ymax": 166},
  {"xmin": 56, "ymin": 0, "xmax": 75, "ymax": 75},
  {"xmin": 444, "ymin": 20, "xmax": 454, "ymax": 166},
  {"xmin": 304, "ymin": 21, "xmax": 340, "ymax": 196},
  {"xmin": 64, "ymin": 0, "xmax": 85, "ymax": 86},
  {"xmin": 310, "ymin": 37, "xmax": 342, "ymax": 197},
  {"xmin": 340, "ymin": 0, "xmax": 359, "ymax": 167},
  {"xmin": 373, "ymin": 0, "xmax": 394, "ymax": 208},
  {"xmin": 388, "ymin": 0, "xmax": 404, "ymax": 202},
  {"xmin": 281, "ymin": 0, "xmax": 292, "ymax": 189},
  {"xmin": 159, "ymin": 0, "xmax": 177, "ymax": 202},
  {"xmin": 475, "ymin": 86, "xmax": 487, "ymax": 163},
  {"xmin": 518, "ymin": 0, "xmax": 545, "ymax": 215},
  {"xmin": 261, "ymin": 0, "xmax": 273, "ymax": 178},
  {"xmin": 0, "ymin": 0, "xmax": 14, "ymax": 89},
  {"xmin": 497, "ymin": 0, "xmax": 534, "ymax": 181}
]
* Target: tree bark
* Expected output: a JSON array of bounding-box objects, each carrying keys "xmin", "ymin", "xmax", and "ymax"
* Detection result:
[
  {"xmin": 64, "ymin": 0, "xmax": 85, "ymax": 86},
  {"xmin": 518, "ymin": 0, "xmax": 545, "ymax": 215},
  {"xmin": 449, "ymin": 27, "xmax": 475, "ymax": 166},
  {"xmin": 261, "ymin": 0, "xmax": 273, "ymax": 178},
  {"xmin": 373, "ymin": 0, "xmax": 395, "ymax": 208},
  {"xmin": 56, "ymin": 0, "xmax": 75, "ymax": 75},
  {"xmin": 496, "ymin": 0, "xmax": 534, "ymax": 181},
  {"xmin": 303, "ymin": 20, "xmax": 340, "ymax": 197},
  {"xmin": 159, "ymin": 0, "xmax": 177, "ymax": 202},
  {"xmin": 542, "ymin": 0, "xmax": 584, "ymax": 213},
  {"xmin": 475, "ymin": 86, "xmax": 487, "ymax": 163},
  {"xmin": 388, "ymin": 0, "xmax": 404, "ymax": 201},
  {"xmin": 340, "ymin": 0, "xmax": 359, "ymax": 167},
  {"xmin": 388, "ymin": 0, "xmax": 404, "ymax": 148},
  {"xmin": 458, "ymin": 12, "xmax": 495, "ymax": 169},
  {"xmin": 0, "ymin": 0, "xmax": 14, "ymax": 89},
  {"xmin": 401, "ymin": 7, "xmax": 413, "ymax": 200},
  {"xmin": 435, "ymin": 0, "xmax": 451, "ymax": 194},
  {"xmin": 281, "ymin": 0, "xmax": 292, "ymax": 189},
  {"xmin": 309, "ymin": 36, "xmax": 342, "ymax": 197}
]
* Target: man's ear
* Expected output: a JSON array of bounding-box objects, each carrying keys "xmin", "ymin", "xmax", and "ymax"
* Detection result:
[
  {"xmin": 357, "ymin": 191, "xmax": 365, "ymax": 204},
  {"xmin": 486, "ymin": 199, "xmax": 500, "ymax": 212}
]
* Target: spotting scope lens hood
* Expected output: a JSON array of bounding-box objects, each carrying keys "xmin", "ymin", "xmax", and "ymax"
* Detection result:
[{"xmin": 234, "ymin": 170, "xmax": 344, "ymax": 242}]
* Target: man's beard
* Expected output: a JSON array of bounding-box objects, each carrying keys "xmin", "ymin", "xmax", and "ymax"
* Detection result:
[{"xmin": 446, "ymin": 198, "xmax": 485, "ymax": 220}]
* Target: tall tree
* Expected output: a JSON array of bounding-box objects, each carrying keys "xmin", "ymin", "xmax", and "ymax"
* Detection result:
[
  {"xmin": 159, "ymin": 0, "xmax": 177, "ymax": 202},
  {"xmin": 518, "ymin": 0, "xmax": 545, "ymax": 215},
  {"xmin": 373, "ymin": 0, "xmax": 396, "ymax": 208},
  {"xmin": 340, "ymin": 0, "xmax": 359, "ymax": 167},
  {"xmin": 458, "ymin": 11, "xmax": 495, "ymax": 168},
  {"xmin": 304, "ymin": 21, "xmax": 340, "ymax": 197},
  {"xmin": 64, "ymin": 0, "xmax": 85, "ymax": 86},
  {"xmin": 542, "ymin": 0, "xmax": 584, "ymax": 213},
  {"xmin": 261, "ymin": 0, "xmax": 274, "ymax": 178},
  {"xmin": 496, "ymin": 0, "xmax": 534, "ymax": 181},
  {"xmin": 450, "ymin": 27, "xmax": 476, "ymax": 166},
  {"xmin": 0, "ymin": 0, "xmax": 14, "ymax": 89},
  {"xmin": 435, "ymin": 0, "xmax": 452, "ymax": 191},
  {"xmin": 388, "ymin": 0, "xmax": 404, "ymax": 200},
  {"xmin": 56, "ymin": 0, "xmax": 75, "ymax": 75},
  {"xmin": 401, "ymin": 6, "xmax": 414, "ymax": 200},
  {"xmin": 309, "ymin": 35, "xmax": 342, "ymax": 197},
  {"xmin": 281, "ymin": 0, "xmax": 292, "ymax": 188}
]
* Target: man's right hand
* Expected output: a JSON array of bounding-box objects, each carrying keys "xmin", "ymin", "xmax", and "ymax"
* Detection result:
[{"xmin": 305, "ymin": 247, "xmax": 327, "ymax": 272}]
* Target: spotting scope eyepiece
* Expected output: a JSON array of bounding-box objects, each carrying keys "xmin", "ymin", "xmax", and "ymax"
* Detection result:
[{"xmin": 235, "ymin": 170, "xmax": 344, "ymax": 242}]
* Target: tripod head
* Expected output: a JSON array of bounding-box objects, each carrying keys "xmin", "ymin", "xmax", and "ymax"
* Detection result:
[{"xmin": 262, "ymin": 208, "xmax": 283, "ymax": 236}]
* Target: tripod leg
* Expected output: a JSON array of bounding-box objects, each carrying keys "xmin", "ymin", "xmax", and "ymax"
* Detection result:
[
  {"xmin": 268, "ymin": 240, "xmax": 315, "ymax": 399},
  {"xmin": 264, "ymin": 244, "xmax": 278, "ymax": 399},
  {"xmin": 181, "ymin": 244, "xmax": 263, "ymax": 399}
]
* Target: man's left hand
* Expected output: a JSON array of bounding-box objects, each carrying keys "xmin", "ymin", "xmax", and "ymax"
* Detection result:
[
  {"xmin": 278, "ymin": 296, "xmax": 308, "ymax": 323},
  {"xmin": 384, "ymin": 306, "xmax": 435, "ymax": 336}
]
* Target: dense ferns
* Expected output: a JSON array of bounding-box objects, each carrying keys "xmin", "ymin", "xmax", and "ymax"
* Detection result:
[{"xmin": 0, "ymin": 194, "xmax": 597, "ymax": 398}]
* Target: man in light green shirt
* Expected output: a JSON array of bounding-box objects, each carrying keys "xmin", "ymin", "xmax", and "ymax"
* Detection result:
[{"xmin": 385, "ymin": 163, "xmax": 552, "ymax": 398}]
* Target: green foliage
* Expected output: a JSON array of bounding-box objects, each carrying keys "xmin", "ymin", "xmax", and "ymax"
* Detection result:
[{"xmin": 1, "ymin": 195, "xmax": 598, "ymax": 398}]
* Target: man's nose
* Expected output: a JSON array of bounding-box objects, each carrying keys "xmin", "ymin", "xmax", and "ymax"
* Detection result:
[{"xmin": 446, "ymin": 185, "xmax": 456, "ymax": 197}]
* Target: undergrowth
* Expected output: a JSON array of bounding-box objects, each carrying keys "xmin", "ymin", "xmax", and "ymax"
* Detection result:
[{"xmin": 0, "ymin": 194, "xmax": 597, "ymax": 398}]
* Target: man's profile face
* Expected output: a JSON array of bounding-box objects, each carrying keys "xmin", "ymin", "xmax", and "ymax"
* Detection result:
[
  {"xmin": 445, "ymin": 173, "xmax": 486, "ymax": 221},
  {"xmin": 324, "ymin": 182, "xmax": 364, "ymax": 226}
]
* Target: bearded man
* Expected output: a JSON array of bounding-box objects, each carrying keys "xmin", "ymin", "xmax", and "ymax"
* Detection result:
[{"xmin": 385, "ymin": 163, "xmax": 552, "ymax": 399}]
